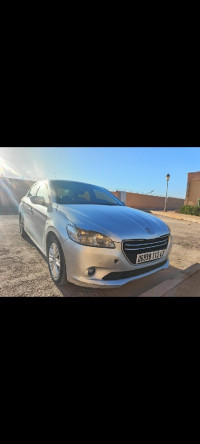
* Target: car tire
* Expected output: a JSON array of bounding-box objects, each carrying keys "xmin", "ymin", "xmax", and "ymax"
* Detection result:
[
  {"xmin": 19, "ymin": 214, "xmax": 26, "ymax": 238},
  {"xmin": 47, "ymin": 234, "xmax": 67, "ymax": 286}
]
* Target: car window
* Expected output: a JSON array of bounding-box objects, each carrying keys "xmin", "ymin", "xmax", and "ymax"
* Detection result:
[
  {"xmin": 76, "ymin": 190, "xmax": 90, "ymax": 201},
  {"xmin": 27, "ymin": 183, "xmax": 40, "ymax": 197},
  {"xmin": 92, "ymin": 188, "xmax": 118, "ymax": 204},
  {"xmin": 37, "ymin": 183, "xmax": 50, "ymax": 204},
  {"xmin": 49, "ymin": 181, "xmax": 123, "ymax": 205}
]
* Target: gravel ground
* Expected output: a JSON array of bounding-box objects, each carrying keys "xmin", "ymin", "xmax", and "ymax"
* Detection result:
[{"xmin": 0, "ymin": 215, "xmax": 200, "ymax": 297}]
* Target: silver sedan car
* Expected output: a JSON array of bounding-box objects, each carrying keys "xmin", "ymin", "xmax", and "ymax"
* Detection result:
[{"xmin": 19, "ymin": 180, "xmax": 172, "ymax": 288}]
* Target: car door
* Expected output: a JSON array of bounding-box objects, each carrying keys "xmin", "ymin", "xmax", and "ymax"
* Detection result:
[
  {"xmin": 22, "ymin": 182, "xmax": 40, "ymax": 237},
  {"xmin": 30, "ymin": 181, "xmax": 50, "ymax": 250}
]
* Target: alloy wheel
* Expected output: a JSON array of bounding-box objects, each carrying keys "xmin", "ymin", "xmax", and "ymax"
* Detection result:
[{"xmin": 49, "ymin": 242, "xmax": 61, "ymax": 280}]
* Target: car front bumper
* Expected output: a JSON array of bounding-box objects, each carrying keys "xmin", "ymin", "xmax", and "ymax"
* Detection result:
[{"xmin": 61, "ymin": 235, "xmax": 172, "ymax": 288}]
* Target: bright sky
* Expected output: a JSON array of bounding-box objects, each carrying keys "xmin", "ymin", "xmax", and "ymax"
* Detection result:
[{"xmin": 0, "ymin": 147, "xmax": 199, "ymax": 198}]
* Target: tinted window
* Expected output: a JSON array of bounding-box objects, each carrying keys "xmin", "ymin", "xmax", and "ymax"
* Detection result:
[
  {"xmin": 28, "ymin": 183, "xmax": 40, "ymax": 197},
  {"xmin": 49, "ymin": 181, "xmax": 123, "ymax": 206},
  {"xmin": 37, "ymin": 183, "xmax": 50, "ymax": 204}
]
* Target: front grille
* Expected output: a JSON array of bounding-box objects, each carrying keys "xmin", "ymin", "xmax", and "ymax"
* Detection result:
[
  {"xmin": 103, "ymin": 259, "xmax": 168, "ymax": 280},
  {"xmin": 123, "ymin": 234, "xmax": 169, "ymax": 265}
]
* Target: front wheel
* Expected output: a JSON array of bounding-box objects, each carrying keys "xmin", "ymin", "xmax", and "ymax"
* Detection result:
[{"xmin": 47, "ymin": 235, "xmax": 67, "ymax": 286}]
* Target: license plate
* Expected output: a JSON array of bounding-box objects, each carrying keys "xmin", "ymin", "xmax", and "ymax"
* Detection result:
[{"xmin": 136, "ymin": 250, "xmax": 165, "ymax": 264}]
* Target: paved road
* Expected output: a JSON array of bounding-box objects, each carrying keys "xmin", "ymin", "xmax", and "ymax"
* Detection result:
[{"xmin": 0, "ymin": 215, "xmax": 200, "ymax": 297}]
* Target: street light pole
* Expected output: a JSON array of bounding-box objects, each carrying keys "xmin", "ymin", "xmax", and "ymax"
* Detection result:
[{"xmin": 164, "ymin": 174, "xmax": 170, "ymax": 212}]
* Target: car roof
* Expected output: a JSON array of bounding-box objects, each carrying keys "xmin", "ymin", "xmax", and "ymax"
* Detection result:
[{"xmin": 48, "ymin": 179, "xmax": 103, "ymax": 188}]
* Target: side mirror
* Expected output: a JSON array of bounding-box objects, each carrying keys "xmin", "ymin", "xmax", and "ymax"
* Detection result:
[{"xmin": 30, "ymin": 195, "xmax": 45, "ymax": 206}]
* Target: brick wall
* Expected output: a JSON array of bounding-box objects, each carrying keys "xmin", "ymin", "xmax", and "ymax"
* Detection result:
[{"xmin": 111, "ymin": 191, "xmax": 184, "ymax": 210}]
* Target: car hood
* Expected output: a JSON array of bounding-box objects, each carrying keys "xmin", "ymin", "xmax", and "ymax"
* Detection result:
[{"xmin": 56, "ymin": 204, "xmax": 170, "ymax": 242}]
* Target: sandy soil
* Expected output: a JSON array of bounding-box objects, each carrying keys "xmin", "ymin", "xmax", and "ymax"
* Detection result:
[{"xmin": 0, "ymin": 215, "xmax": 200, "ymax": 297}]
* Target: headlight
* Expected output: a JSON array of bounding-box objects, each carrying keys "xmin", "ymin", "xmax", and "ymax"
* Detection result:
[{"xmin": 67, "ymin": 226, "xmax": 115, "ymax": 248}]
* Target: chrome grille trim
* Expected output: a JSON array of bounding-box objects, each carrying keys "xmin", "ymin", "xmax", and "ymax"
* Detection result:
[
  {"xmin": 122, "ymin": 234, "xmax": 170, "ymax": 265},
  {"xmin": 125, "ymin": 242, "xmax": 168, "ymax": 251},
  {"xmin": 125, "ymin": 239, "xmax": 168, "ymax": 247}
]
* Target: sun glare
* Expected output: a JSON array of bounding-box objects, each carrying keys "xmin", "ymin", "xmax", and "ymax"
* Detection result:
[{"xmin": 0, "ymin": 155, "xmax": 18, "ymax": 177}]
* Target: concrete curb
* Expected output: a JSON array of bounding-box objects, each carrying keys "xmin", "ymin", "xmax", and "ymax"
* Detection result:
[
  {"xmin": 138, "ymin": 263, "xmax": 200, "ymax": 297},
  {"xmin": 151, "ymin": 211, "xmax": 200, "ymax": 224}
]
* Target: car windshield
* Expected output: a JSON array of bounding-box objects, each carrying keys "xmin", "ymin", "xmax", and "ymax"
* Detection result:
[{"xmin": 49, "ymin": 181, "xmax": 124, "ymax": 206}]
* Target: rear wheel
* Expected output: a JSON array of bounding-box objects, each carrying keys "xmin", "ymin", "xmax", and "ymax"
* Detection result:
[
  {"xmin": 47, "ymin": 234, "xmax": 67, "ymax": 286},
  {"xmin": 19, "ymin": 214, "xmax": 26, "ymax": 238}
]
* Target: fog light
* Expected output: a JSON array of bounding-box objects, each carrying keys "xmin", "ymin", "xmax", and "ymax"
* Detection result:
[{"xmin": 88, "ymin": 267, "xmax": 95, "ymax": 276}]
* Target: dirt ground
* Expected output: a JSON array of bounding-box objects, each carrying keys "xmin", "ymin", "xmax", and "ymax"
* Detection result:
[{"xmin": 0, "ymin": 215, "xmax": 200, "ymax": 297}]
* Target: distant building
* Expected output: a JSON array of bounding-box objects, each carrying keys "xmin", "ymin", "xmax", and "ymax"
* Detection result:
[{"xmin": 185, "ymin": 172, "xmax": 200, "ymax": 206}]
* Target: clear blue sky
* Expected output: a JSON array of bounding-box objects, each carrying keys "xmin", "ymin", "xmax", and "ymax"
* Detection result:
[{"xmin": 0, "ymin": 147, "xmax": 199, "ymax": 198}]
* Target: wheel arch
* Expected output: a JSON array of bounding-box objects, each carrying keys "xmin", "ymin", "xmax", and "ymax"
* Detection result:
[{"xmin": 45, "ymin": 227, "xmax": 63, "ymax": 255}]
